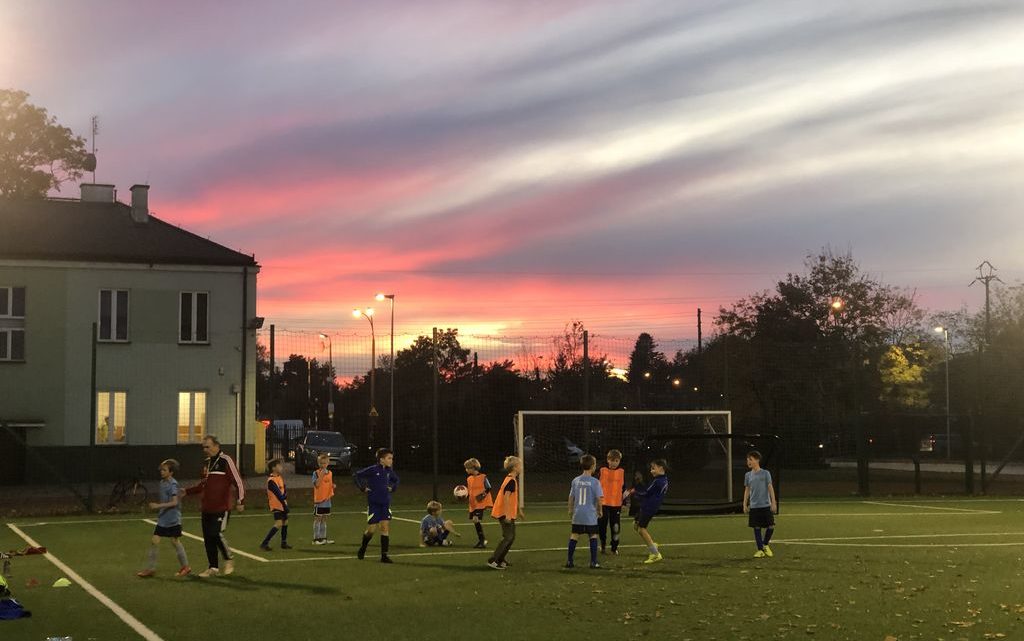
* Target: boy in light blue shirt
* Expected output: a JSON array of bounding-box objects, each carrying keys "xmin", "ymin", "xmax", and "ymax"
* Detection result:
[
  {"xmin": 137, "ymin": 459, "xmax": 190, "ymax": 578},
  {"xmin": 743, "ymin": 450, "xmax": 778, "ymax": 558},
  {"xmin": 566, "ymin": 454, "xmax": 604, "ymax": 569}
]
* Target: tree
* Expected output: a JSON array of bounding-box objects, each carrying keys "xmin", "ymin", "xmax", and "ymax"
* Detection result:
[
  {"xmin": 627, "ymin": 333, "xmax": 668, "ymax": 385},
  {"xmin": 0, "ymin": 90, "xmax": 91, "ymax": 198}
]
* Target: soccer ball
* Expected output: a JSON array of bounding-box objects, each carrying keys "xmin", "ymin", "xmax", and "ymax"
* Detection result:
[{"xmin": 453, "ymin": 485, "xmax": 469, "ymax": 500}]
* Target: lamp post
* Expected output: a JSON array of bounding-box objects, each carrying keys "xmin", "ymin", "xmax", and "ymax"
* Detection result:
[
  {"xmin": 376, "ymin": 293, "xmax": 396, "ymax": 450},
  {"xmin": 318, "ymin": 333, "xmax": 333, "ymax": 426},
  {"xmin": 353, "ymin": 308, "xmax": 378, "ymax": 443},
  {"xmin": 934, "ymin": 326, "xmax": 951, "ymax": 459}
]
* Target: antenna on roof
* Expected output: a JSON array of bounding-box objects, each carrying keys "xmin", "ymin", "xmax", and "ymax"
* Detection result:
[{"xmin": 88, "ymin": 115, "xmax": 100, "ymax": 183}]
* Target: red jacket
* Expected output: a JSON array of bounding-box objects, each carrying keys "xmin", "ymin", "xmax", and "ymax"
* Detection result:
[{"xmin": 186, "ymin": 451, "xmax": 245, "ymax": 513}]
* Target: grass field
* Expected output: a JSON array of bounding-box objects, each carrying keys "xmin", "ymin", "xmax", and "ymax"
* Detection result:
[{"xmin": 4, "ymin": 496, "xmax": 1024, "ymax": 641}]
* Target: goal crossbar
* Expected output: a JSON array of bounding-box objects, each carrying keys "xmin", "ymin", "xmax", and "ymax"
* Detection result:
[{"xmin": 515, "ymin": 410, "xmax": 732, "ymax": 508}]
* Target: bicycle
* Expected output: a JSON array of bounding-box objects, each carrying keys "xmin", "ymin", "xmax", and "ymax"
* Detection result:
[{"xmin": 107, "ymin": 469, "xmax": 149, "ymax": 511}]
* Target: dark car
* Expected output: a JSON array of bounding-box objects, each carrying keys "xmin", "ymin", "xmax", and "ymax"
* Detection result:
[{"xmin": 294, "ymin": 431, "xmax": 355, "ymax": 473}]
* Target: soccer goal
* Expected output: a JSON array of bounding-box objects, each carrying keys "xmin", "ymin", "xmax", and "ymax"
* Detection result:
[{"xmin": 515, "ymin": 410, "xmax": 780, "ymax": 514}]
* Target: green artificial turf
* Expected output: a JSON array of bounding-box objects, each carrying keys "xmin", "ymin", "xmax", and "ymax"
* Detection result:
[{"xmin": 3, "ymin": 497, "xmax": 1024, "ymax": 640}]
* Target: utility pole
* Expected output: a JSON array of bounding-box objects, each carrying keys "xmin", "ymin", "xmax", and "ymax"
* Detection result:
[
  {"xmin": 697, "ymin": 308, "xmax": 704, "ymax": 409},
  {"xmin": 970, "ymin": 261, "xmax": 1002, "ymax": 494}
]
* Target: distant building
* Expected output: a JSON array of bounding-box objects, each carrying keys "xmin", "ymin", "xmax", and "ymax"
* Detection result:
[{"xmin": 0, "ymin": 184, "xmax": 259, "ymax": 483}]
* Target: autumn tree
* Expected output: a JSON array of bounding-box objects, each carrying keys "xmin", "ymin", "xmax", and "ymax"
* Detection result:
[{"xmin": 0, "ymin": 89, "xmax": 91, "ymax": 198}]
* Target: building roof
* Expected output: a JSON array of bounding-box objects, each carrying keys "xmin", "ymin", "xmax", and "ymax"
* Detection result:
[{"xmin": 0, "ymin": 198, "xmax": 257, "ymax": 267}]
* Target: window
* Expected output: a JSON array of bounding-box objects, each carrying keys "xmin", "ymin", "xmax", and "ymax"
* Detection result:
[
  {"xmin": 178, "ymin": 391, "xmax": 207, "ymax": 443},
  {"xmin": 0, "ymin": 287, "xmax": 26, "ymax": 318},
  {"xmin": 179, "ymin": 292, "xmax": 209, "ymax": 343},
  {"xmin": 0, "ymin": 286, "xmax": 26, "ymax": 362},
  {"xmin": 98, "ymin": 289, "xmax": 129, "ymax": 341},
  {"xmin": 96, "ymin": 391, "xmax": 127, "ymax": 444}
]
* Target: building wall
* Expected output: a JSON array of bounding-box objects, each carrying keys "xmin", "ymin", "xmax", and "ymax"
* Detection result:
[{"xmin": 0, "ymin": 260, "xmax": 259, "ymax": 477}]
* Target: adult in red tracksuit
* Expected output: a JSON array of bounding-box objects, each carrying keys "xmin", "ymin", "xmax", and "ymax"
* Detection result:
[{"xmin": 184, "ymin": 435, "xmax": 245, "ymax": 577}]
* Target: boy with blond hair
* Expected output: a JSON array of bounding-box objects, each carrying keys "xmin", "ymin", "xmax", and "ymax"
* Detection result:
[
  {"xmin": 137, "ymin": 459, "xmax": 190, "ymax": 577},
  {"xmin": 487, "ymin": 455, "xmax": 523, "ymax": 570},
  {"xmin": 464, "ymin": 458, "xmax": 493, "ymax": 549},
  {"xmin": 312, "ymin": 453, "xmax": 336, "ymax": 545}
]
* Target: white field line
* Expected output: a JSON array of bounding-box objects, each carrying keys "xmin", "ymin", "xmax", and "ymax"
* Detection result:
[
  {"xmin": 862, "ymin": 500, "xmax": 994, "ymax": 513},
  {"xmin": 141, "ymin": 519, "xmax": 268, "ymax": 563},
  {"xmin": 6, "ymin": 523, "xmax": 166, "ymax": 641},
  {"xmin": 264, "ymin": 531, "xmax": 1024, "ymax": 563},
  {"xmin": 15, "ymin": 506, "xmax": 1002, "ymax": 530}
]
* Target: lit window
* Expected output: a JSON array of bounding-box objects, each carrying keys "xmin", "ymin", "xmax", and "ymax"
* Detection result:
[
  {"xmin": 0, "ymin": 286, "xmax": 26, "ymax": 362},
  {"xmin": 96, "ymin": 391, "xmax": 127, "ymax": 444},
  {"xmin": 178, "ymin": 391, "xmax": 207, "ymax": 443}
]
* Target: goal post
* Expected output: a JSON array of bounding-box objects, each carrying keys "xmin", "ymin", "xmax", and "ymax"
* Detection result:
[{"xmin": 516, "ymin": 410, "xmax": 745, "ymax": 509}]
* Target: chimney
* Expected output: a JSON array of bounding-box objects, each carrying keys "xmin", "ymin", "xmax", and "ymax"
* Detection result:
[
  {"xmin": 130, "ymin": 184, "xmax": 149, "ymax": 223},
  {"xmin": 80, "ymin": 183, "xmax": 116, "ymax": 202}
]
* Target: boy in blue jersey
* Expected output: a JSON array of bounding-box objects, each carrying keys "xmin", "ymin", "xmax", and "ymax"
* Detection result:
[
  {"xmin": 631, "ymin": 459, "xmax": 668, "ymax": 564},
  {"xmin": 566, "ymin": 454, "xmax": 604, "ymax": 569},
  {"xmin": 354, "ymin": 448, "xmax": 400, "ymax": 563},
  {"xmin": 744, "ymin": 450, "xmax": 778, "ymax": 558},
  {"xmin": 137, "ymin": 459, "xmax": 190, "ymax": 577}
]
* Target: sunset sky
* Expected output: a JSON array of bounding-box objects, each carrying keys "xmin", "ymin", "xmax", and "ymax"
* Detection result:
[{"xmin": 4, "ymin": 0, "xmax": 1023, "ymax": 348}]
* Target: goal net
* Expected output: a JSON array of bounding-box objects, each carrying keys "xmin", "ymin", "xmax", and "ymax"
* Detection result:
[{"xmin": 515, "ymin": 411, "xmax": 781, "ymax": 514}]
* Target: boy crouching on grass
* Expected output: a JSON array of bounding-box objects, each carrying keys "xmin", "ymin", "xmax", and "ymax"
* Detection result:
[
  {"xmin": 743, "ymin": 450, "xmax": 777, "ymax": 558},
  {"xmin": 260, "ymin": 458, "xmax": 292, "ymax": 551},
  {"xmin": 420, "ymin": 501, "xmax": 459, "ymax": 547},
  {"xmin": 137, "ymin": 459, "xmax": 190, "ymax": 577}
]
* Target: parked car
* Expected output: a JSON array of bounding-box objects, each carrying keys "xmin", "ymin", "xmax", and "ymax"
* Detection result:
[
  {"xmin": 523, "ymin": 434, "xmax": 585, "ymax": 469},
  {"xmin": 920, "ymin": 432, "xmax": 964, "ymax": 458},
  {"xmin": 294, "ymin": 430, "xmax": 355, "ymax": 473}
]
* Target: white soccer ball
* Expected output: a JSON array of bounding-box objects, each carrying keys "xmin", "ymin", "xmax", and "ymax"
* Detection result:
[{"xmin": 453, "ymin": 484, "xmax": 469, "ymax": 499}]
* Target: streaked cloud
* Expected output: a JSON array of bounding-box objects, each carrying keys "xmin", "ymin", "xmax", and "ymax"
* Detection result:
[{"xmin": 3, "ymin": 0, "xmax": 1022, "ymax": 337}]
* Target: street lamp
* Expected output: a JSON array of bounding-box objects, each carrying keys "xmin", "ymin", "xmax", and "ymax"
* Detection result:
[
  {"xmin": 375, "ymin": 293, "xmax": 396, "ymax": 450},
  {"xmin": 318, "ymin": 333, "xmax": 333, "ymax": 425},
  {"xmin": 353, "ymin": 308, "xmax": 378, "ymax": 441},
  {"xmin": 934, "ymin": 326, "xmax": 951, "ymax": 459}
]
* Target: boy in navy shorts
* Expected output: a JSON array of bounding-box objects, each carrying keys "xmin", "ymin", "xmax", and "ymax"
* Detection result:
[
  {"xmin": 743, "ymin": 450, "xmax": 778, "ymax": 558},
  {"xmin": 137, "ymin": 459, "xmax": 190, "ymax": 577},
  {"xmin": 354, "ymin": 448, "xmax": 400, "ymax": 563},
  {"xmin": 631, "ymin": 459, "xmax": 668, "ymax": 564},
  {"xmin": 566, "ymin": 454, "xmax": 604, "ymax": 569}
]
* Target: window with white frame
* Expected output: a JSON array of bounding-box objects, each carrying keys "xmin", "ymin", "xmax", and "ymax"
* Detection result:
[
  {"xmin": 179, "ymin": 292, "xmax": 209, "ymax": 343},
  {"xmin": 96, "ymin": 391, "xmax": 127, "ymax": 444},
  {"xmin": 177, "ymin": 391, "xmax": 207, "ymax": 443},
  {"xmin": 98, "ymin": 289, "xmax": 130, "ymax": 342},
  {"xmin": 0, "ymin": 286, "xmax": 26, "ymax": 362}
]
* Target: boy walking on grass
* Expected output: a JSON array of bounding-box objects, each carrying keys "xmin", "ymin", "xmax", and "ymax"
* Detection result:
[
  {"xmin": 137, "ymin": 459, "xmax": 190, "ymax": 578},
  {"xmin": 743, "ymin": 450, "xmax": 778, "ymax": 558}
]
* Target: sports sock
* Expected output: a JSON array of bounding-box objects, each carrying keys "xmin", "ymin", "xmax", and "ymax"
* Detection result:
[
  {"xmin": 754, "ymin": 528, "xmax": 764, "ymax": 549},
  {"xmin": 764, "ymin": 528, "xmax": 774, "ymax": 545},
  {"xmin": 174, "ymin": 541, "xmax": 188, "ymax": 567},
  {"xmin": 567, "ymin": 538, "xmax": 577, "ymax": 564},
  {"xmin": 312, "ymin": 520, "xmax": 320, "ymax": 541},
  {"xmin": 261, "ymin": 527, "xmax": 278, "ymax": 546},
  {"xmin": 475, "ymin": 522, "xmax": 485, "ymax": 542},
  {"xmin": 611, "ymin": 521, "xmax": 620, "ymax": 551},
  {"xmin": 321, "ymin": 521, "xmax": 328, "ymax": 539},
  {"xmin": 647, "ymin": 542, "xmax": 659, "ymax": 555},
  {"xmin": 359, "ymin": 533, "xmax": 372, "ymax": 551},
  {"xmin": 146, "ymin": 544, "xmax": 158, "ymax": 570},
  {"xmin": 381, "ymin": 535, "xmax": 390, "ymax": 556},
  {"xmin": 280, "ymin": 525, "xmax": 289, "ymax": 544},
  {"xmin": 589, "ymin": 538, "xmax": 598, "ymax": 565}
]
